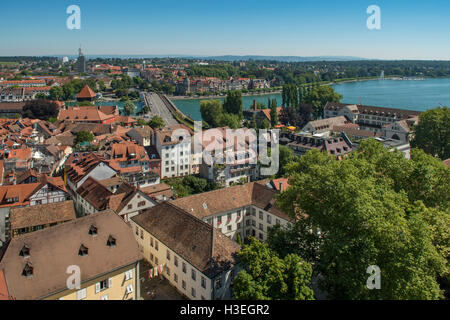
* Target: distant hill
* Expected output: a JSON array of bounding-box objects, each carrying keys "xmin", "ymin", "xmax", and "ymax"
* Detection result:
[
  {"xmin": 189, "ymin": 55, "xmax": 369, "ymax": 62},
  {"xmin": 48, "ymin": 54, "xmax": 369, "ymax": 62}
]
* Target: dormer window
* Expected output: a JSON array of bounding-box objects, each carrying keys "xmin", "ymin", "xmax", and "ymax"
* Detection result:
[
  {"xmin": 89, "ymin": 225, "xmax": 98, "ymax": 236},
  {"xmin": 19, "ymin": 245, "xmax": 30, "ymax": 258},
  {"xmin": 22, "ymin": 262, "xmax": 33, "ymax": 277},
  {"xmin": 107, "ymin": 235, "xmax": 116, "ymax": 247},
  {"xmin": 79, "ymin": 244, "xmax": 89, "ymax": 256}
]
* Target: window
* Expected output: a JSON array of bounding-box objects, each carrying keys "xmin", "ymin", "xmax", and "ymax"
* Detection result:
[
  {"xmin": 237, "ymin": 222, "xmax": 241, "ymax": 229},
  {"xmin": 150, "ymin": 253, "xmax": 154, "ymax": 261},
  {"xmin": 166, "ymin": 266, "xmax": 171, "ymax": 276},
  {"xmin": 138, "ymin": 201, "xmax": 146, "ymax": 207},
  {"xmin": 128, "ymin": 204, "xmax": 133, "ymax": 210},
  {"xmin": 150, "ymin": 238, "xmax": 154, "ymax": 247},
  {"xmin": 155, "ymin": 241, "xmax": 159, "ymax": 251},
  {"xmin": 155, "ymin": 257, "xmax": 159, "ymax": 265},
  {"xmin": 107, "ymin": 235, "xmax": 116, "ymax": 247},
  {"xmin": 126, "ymin": 284, "xmax": 133, "ymax": 294},
  {"xmin": 267, "ymin": 215, "xmax": 272, "ymax": 224},
  {"xmin": 227, "ymin": 225, "xmax": 232, "ymax": 231},
  {"xmin": 182, "ymin": 280, "xmax": 186, "ymax": 290},
  {"xmin": 101, "ymin": 295, "xmax": 108, "ymax": 300},
  {"xmin": 96, "ymin": 279, "xmax": 111, "ymax": 293},
  {"xmin": 191, "ymin": 269, "xmax": 196, "ymax": 281},
  {"xmin": 259, "ymin": 223, "xmax": 264, "ymax": 231},
  {"xmin": 259, "ymin": 233, "xmax": 264, "ymax": 240},
  {"xmin": 252, "ymin": 220, "xmax": 256, "ymax": 227},
  {"xmin": 140, "ymin": 230, "xmax": 143, "ymax": 239},
  {"xmin": 166, "ymin": 250, "xmax": 171, "ymax": 260},
  {"xmin": 182, "ymin": 262, "xmax": 186, "ymax": 273},
  {"xmin": 89, "ymin": 225, "xmax": 98, "ymax": 236},
  {"xmin": 125, "ymin": 269, "xmax": 133, "ymax": 281},
  {"xmin": 201, "ymin": 276, "xmax": 206, "ymax": 289},
  {"xmin": 259, "ymin": 211, "xmax": 264, "ymax": 220},
  {"xmin": 19, "ymin": 245, "xmax": 30, "ymax": 258},
  {"xmin": 276, "ymin": 219, "xmax": 281, "ymax": 225},
  {"xmin": 78, "ymin": 244, "xmax": 88, "ymax": 256},
  {"xmin": 174, "ymin": 273, "xmax": 178, "ymax": 283},
  {"xmin": 191, "ymin": 288, "xmax": 196, "ymax": 298},
  {"xmin": 22, "ymin": 263, "xmax": 33, "ymax": 277},
  {"xmin": 246, "ymin": 220, "xmax": 251, "ymax": 227},
  {"xmin": 135, "ymin": 227, "xmax": 139, "ymax": 235},
  {"xmin": 77, "ymin": 288, "xmax": 87, "ymax": 300}
]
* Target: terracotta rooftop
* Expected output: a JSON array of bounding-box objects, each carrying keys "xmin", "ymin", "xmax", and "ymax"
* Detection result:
[
  {"xmin": 132, "ymin": 202, "xmax": 241, "ymax": 278},
  {"xmin": 172, "ymin": 181, "xmax": 290, "ymax": 221},
  {"xmin": 76, "ymin": 85, "xmax": 96, "ymax": 99},
  {"xmin": 9, "ymin": 200, "xmax": 76, "ymax": 230},
  {"xmin": 0, "ymin": 210, "xmax": 141, "ymax": 300}
]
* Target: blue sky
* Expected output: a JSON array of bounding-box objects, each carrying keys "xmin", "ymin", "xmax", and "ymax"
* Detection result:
[{"xmin": 1, "ymin": 0, "xmax": 450, "ymax": 59}]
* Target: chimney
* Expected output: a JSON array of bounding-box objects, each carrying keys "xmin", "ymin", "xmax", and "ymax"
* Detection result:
[{"xmin": 279, "ymin": 182, "xmax": 283, "ymax": 191}]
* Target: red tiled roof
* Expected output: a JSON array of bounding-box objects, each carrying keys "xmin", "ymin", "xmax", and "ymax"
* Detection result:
[{"xmin": 77, "ymin": 85, "xmax": 96, "ymax": 99}]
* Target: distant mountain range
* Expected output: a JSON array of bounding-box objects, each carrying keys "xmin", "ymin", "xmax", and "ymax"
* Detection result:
[
  {"xmin": 50, "ymin": 54, "xmax": 369, "ymax": 62},
  {"xmin": 189, "ymin": 55, "xmax": 369, "ymax": 62}
]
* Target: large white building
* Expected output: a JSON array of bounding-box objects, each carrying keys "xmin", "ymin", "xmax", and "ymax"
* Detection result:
[{"xmin": 152, "ymin": 125, "xmax": 193, "ymax": 179}]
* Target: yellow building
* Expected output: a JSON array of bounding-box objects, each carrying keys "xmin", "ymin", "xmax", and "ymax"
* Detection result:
[
  {"xmin": 131, "ymin": 202, "xmax": 241, "ymax": 300},
  {"xmin": 0, "ymin": 210, "xmax": 141, "ymax": 300}
]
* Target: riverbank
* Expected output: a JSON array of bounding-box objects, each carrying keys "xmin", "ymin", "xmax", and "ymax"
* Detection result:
[{"xmin": 169, "ymin": 90, "xmax": 282, "ymax": 101}]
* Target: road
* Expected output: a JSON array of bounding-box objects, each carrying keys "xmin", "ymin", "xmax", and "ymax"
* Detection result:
[{"xmin": 142, "ymin": 92, "xmax": 178, "ymax": 126}]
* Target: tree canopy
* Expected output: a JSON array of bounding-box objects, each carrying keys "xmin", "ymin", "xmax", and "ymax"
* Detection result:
[
  {"xmin": 273, "ymin": 139, "xmax": 449, "ymax": 300},
  {"xmin": 123, "ymin": 100, "xmax": 136, "ymax": 116},
  {"xmin": 22, "ymin": 99, "xmax": 59, "ymax": 120},
  {"xmin": 223, "ymin": 90, "xmax": 243, "ymax": 118},
  {"xmin": 147, "ymin": 115, "xmax": 165, "ymax": 129},
  {"xmin": 411, "ymin": 106, "xmax": 449, "ymax": 160},
  {"xmin": 302, "ymin": 85, "xmax": 342, "ymax": 119},
  {"xmin": 233, "ymin": 238, "xmax": 315, "ymax": 300}
]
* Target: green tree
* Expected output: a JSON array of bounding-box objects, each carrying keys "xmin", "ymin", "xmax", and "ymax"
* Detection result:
[
  {"xmin": 22, "ymin": 99, "xmax": 59, "ymax": 120},
  {"xmin": 123, "ymin": 100, "xmax": 136, "ymax": 116},
  {"xmin": 217, "ymin": 112, "xmax": 240, "ymax": 129},
  {"xmin": 302, "ymin": 85, "xmax": 342, "ymax": 119},
  {"xmin": 233, "ymin": 238, "xmax": 315, "ymax": 300},
  {"xmin": 200, "ymin": 100, "xmax": 223, "ymax": 127},
  {"xmin": 148, "ymin": 115, "xmax": 165, "ymax": 129},
  {"xmin": 49, "ymin": 86, "xmax": 64, "ymax": 101},
  {"xmin": 223, "ymin": 90, "xmax": 243, "ymax": 118},
  {"xmin": 142, "ymin": 105, "xmax": 150, "ymax": 115},
  {"xmin": 275, "ymin": 140, "xmax": 448, "ymax": 300},
  {"xmin": 277, "ymin": 145, "xmax": 297, "ymax": 178},
  {"xmin": 75, "ymin": 131, "xmax": 94, "ymax": 145},
  {"xmin": 411, "ymin": 106, "xmax": 449, "ymax": 159},
  {"xmin": 270, "ymin": 102, "xmax": 279, "ymax": 127},
  {"xmin": 35, "ymin": 93, "xmax": 47, "ymax": 99}
]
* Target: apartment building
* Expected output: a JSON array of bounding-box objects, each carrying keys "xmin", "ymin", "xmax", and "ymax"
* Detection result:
[
  {"xmin": 172, "ymin": 181, "xmax": 294, "ymax": 243},
  {"xmin": 153, "ymin": 125, "xmax": 193, "ymax": 179},
  {"xmin": 197, "ymin": 127, "xmax": 259, "ymax": 187},
  {"xmin": 324, "ymin": 102, "xmax": 421, "ymax": 135},
  {"xmin": 0, "ymin": 177, "xmax": 70, "ymax": 246},
  {"xmin": 131, "ymin": 202, "xmax": 241, "ymax": 300},
  {"xmin": 100, "ymin": 140, "xmax": 160, "ymax": 188},
  {"xmin": 0, "ymin": 210, "xmax": 141, "ymax": 300},
  {"xmin": 75, "ymin": 177, "xmax": 157, "ymax": 221},
  {"xmin": 65, "ymin": 152, "xmax": 117, "ymax": 195}
]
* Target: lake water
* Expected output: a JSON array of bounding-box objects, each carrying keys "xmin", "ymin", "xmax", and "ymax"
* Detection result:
[
  {"xmin": 67, "ymin": 100, "xmax": 145, "ymax": 115},
  {"xmin": 172, "ymin": 78, "xmax": 450, "ymax": 121}
]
